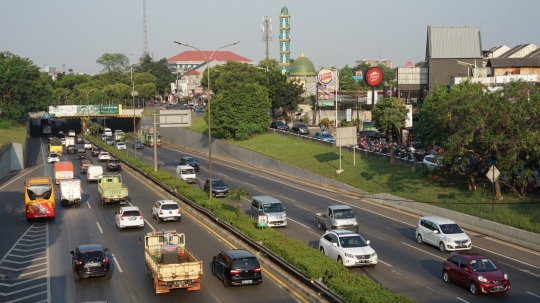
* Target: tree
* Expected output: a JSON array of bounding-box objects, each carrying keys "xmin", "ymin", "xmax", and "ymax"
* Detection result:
[
  {"xmin": 121, "ymin": 132, "xmax": 135, "ymax": 157},
  {"xmin": 415, "ymin": 61, "xmax": 426, "ymax": 67},
  {"xmin": 416, "ymin": 80, "xmax": 540, "ymax": 198},
  {"xmin": 52, "ymin": 88, "xmax": 71, "ymax": 105},
  {"xmin": 202, "ymin": 61, "xmax": 259, "ymax": 96},
  {"xmin": 86, "ymin": 120, "xmax": 102, "ymax": 136},
  {"xmin": 96, "ymin": 53, "xmax": 129, "ymax": 74},
  {"xmin": 264, "ymin": 69, "xmax": 304, "ymax": 116},
  {"xmin": 208, "ymin": 82, "xmax": 271, "ymax": 140},
  {"xmin": 371, "ymin": 97, "xmax": 408, "ymax": 141},
  {"xmin": 258, "ymin": 58, "xmax": 279, "ymax": 71},
  {"xmin": 134, "ymin": 54, "xmax": 175, "ymax": 94},
  {"xmin": 227, "ymin": 186, "xmax": 251, "ymax": 219},
  {"xmin": 0, "ymin": 51, "xmax": 53, "ymax": 122}
]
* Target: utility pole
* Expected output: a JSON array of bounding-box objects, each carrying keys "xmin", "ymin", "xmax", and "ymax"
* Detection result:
[
  {"xmin": 142, "ymin": 0, "xmax": 148, "ymax": 56},
  {"xmin": 261, "ymin": 16, "xmax": 272, "ymax": 59}
]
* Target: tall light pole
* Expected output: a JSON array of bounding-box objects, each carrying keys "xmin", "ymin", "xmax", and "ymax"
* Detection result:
[
  {"xmin": 126, "ymin": 53, "xmax": 137, "ymax": 142},
  {"xmin": 173, "ymin": 41, "xmax": 240, "ymax": 199}
]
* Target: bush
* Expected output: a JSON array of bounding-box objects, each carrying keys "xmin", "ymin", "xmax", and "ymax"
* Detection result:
[{"xmin": 0, "ymin": 119, "xmax": 16, "ymax": 129}]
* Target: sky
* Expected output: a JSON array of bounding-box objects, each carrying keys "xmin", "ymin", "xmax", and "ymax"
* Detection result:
[{"xmin": 1, "ymin": 0, "xmax": 539, "ymax": 74}]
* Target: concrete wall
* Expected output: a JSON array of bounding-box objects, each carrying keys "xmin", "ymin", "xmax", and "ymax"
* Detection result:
[{"xmin": 0, "ymin": 143, "xmax": 24, "ymax": 180}]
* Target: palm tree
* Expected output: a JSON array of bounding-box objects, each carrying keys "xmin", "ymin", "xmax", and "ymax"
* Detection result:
[{"xmin": 227, "ymin": 186, "xmax": 251, "ymax": 219}]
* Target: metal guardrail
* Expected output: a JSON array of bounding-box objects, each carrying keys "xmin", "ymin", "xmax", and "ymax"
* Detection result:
[{"xmin": 87, "ymin": 137, "xmax": 346, "ymax": 303}]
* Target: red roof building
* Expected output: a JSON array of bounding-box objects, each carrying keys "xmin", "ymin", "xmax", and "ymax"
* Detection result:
[{"xmin": 166, "ymin": 50, "xmax": 254, "ymax": 73}]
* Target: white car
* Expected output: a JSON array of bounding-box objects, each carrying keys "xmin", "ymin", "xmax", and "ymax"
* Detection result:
[
  {"xmin": 84, "ymin": 142, "xmax": 92, "ymax": 150},
  {"xmin": 116, "ymin": 142, "xmax": 126, "ymax": 150},
  {"xmin": 151, "ymin": 200, "xmax": 181, "ymax": 223},
  {"xmin": 415, "ymin": 216, "xmax": 472, "ymax": 252},
  {"xmin": 47, "ymin": 153, "xmax": 60, "ymax": 163},
  {"xmin": 423, "ymin": 155, "xmax": 442, "ymax": 170},
  {"xmin": 115, "ymin": 206, "xmax": 144, "ymax": 229},
  {"xmin": 318, "ymin": 230, "xmax": 377, "ymax": 268},
  {"xmin": 68, "ymin": 130, "xmax": 76, "ymax": 137},
  {"xmin": 98, "ymin": 152, "xmax": 111, "ymax": 162}
]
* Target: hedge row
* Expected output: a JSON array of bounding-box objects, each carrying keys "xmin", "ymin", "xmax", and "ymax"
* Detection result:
[{"xmin": 92, "ymin": 138, "xmax": 413, "ymax": 303}]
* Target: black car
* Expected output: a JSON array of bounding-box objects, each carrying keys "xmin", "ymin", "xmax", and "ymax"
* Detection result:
[
  {"xmin": 76, "ymin": 136, "xmax": 84, "ymax": 144},
  {"xmin": 211, "ymin": 249, "xmax": 262, "ymax": 287},
  {"xmin": 270, "ymin": 121, "xmax": 289, "ymax": 131},
  {"xmin": 204, "ymin": 178, "xmax": 229, "ymax": 197},
  {"xmin": 358, "ymin": 130, "xmax": 387, "ymax": 139},
  {"xmin": 67, "ymin": 145, "xmax": 77, "ymax": 154},
  {"xmin": 180, "ymin": 157, "xmax": 199, "ymax": 171},
  {"xmin": 91, "ymin": 147, "xmax": 103, "ymax": 157},
  {"xmin": 134, "ymin": 140, "xmax": 144, "ymax": 149},
  {"xmin": 291, "ymin": 122, "xmax": 309, "ymax": 135},
  {"xmin": 70, "ymin": 244, "xmax": 110, "ymax": 281},
  {"xmin": 106, "ymin": 159, "xmax": 121, "ymax": 172}
]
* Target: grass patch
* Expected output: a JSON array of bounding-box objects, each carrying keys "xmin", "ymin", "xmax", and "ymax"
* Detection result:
[
  {"xmin": 189, "ymin": 117, "xmax": 540, "ymax": 234},
  {"xmin": 0, "ymin": 122, "xmax": 27, "ymax": 148}
]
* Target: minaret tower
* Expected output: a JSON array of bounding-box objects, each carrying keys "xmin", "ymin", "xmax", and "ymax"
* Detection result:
[{"xmin": 278, "ymin": 5, "xmax": 291, "ymax": 75}]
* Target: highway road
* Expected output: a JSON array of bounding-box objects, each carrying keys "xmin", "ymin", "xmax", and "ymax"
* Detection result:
[
  {"xmin": 0, "ymin": 134, "xmax": 308, "ymax": 303},
  {"xmin": 119, "ymin": 121, "xmax": 540, "ymax": 303}
]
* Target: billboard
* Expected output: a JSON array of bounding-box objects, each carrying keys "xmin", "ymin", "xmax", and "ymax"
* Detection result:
[
  {"xmin": 49, "ymin": 105, "xmax": 78, "ymax": 117},
  {"xmin": 48, "ymin": 105, "xmax": 122, "ymax": 117}
]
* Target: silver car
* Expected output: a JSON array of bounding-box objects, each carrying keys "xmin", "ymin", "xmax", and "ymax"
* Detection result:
[{"xmin": 415, "ymin": 216, "xmax": 472, "ymax": 252}]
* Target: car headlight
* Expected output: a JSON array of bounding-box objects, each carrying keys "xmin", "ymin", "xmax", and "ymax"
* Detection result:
[
  {"xmin": 282, "ymin": 214, "xmax": 287, "ymax": 219},
  {"xmin": 444, "ymin": 237, "xmax": 454, "ymax": 243},
  {"xmin": 478, "ymin": 276, "xmax": 487, "ymax": 282},
  {"xmin": 371, "ymin": 252, "xmax": 377, "ymax": 258},
  {"xmin": 353, "ymin": 222, "xmax": 358, "ymax": 225},
  {"xmin": 504, "ymin": 274, "xmax": 508, "ymax": 280},
  {"xmin": 344, "ymin": 253, "xmax": 355, "ymax": 258}
]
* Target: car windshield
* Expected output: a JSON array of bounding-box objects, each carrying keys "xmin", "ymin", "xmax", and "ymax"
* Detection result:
[
  {"xmin": 161, "ymin": 204, "xmax": 179, "ymax": 210},
  {"xmin": 49, "ymin": 154, "xmax": 58, "ymax": 158},
  {"xmin": 439, "ymin": 224, "xmax": 464, "ymax": 234},
  {"xmin": 339, "ymin": 235, "xmax": 369, "ymax": 248},
  {"xmin": 297, "ymin": 123, "xmax": 306, "ymax": 128},
  {"xmin": 117, "ymin": 143, "xmax": 125, "ymax": 146},
  {"xmin": 80, "ymin": 250, "xmax": 105, "ymax": 261},
  {"xmin": 27, "ymin": 184, "xmax": 53, "ymax": 200},
  {"xmin": 181, "ymin": 168, "xmax": 195, "ymax": 174},
  {"xmin": 333, "ymin": 209, "xmax": 355, "ymax": 219},
  {"xmin": 275, "ymin": 121, "xmax": 286, "ymax": 126},
  {"xmin": 469, "ymin": 258, "xmax": 498, "ymax": 272},
  {"xmin": 322, "ymin": 133, "xmax": 333, "ymax": 138},
  {"xmin": 262, "ymin": 203, "xmax": 284, "ymax": 213},
  {"xmin": 184, "ymin": 158, "xmax": 197, "ymax": 164},
  {"xmin": 212, "ymin": 179, "xmax": 226, "ymax": 187}
]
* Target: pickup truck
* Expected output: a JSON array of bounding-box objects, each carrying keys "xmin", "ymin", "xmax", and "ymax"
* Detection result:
[
  {"xmin": 314, "ymin": 205, "xmax": 359, "ymax": 233},
  {"xmin": 144, "ymin": 229, "xmax": 203, "ymax": 293},
  {"xmin": 54, "ymin": 161, "xmax": 74, "ymax": 185},
  {"xmin": 59, "ymin": 179, "xmax": 82, "ymax": 206},
  {"xmin": 97, "ymin": 174, "xmax": 128, "ymax": 205}
]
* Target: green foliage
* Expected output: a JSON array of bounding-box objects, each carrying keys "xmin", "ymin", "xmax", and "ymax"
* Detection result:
[
  {"xmin": 134, "ymin": 54, "xmax": 174, "ymax": 94},
  {"xmin": 53, "ymin": 74, "xmax": 90, "ymax": 90},
  {"xmin": 0, "ymin": 119, "xmax": 16, "ymax": 129},
  {"xmin": 227, "ymin": 186, "xmax": 251, "ymax": 219},
  {"xmin": 371, "ymin": 97, "xmax": 408, "ymax": 140},
  {"xmin": 134, "ymin": 83, "xmax": 157, "ymax": 99},
  {"xmin": 96, "ymin": 53, "xmax": 130, "ymax": 74},
  {"xmin": 209, "ymin": 83, "xmax": 271, "ymax": 140}
]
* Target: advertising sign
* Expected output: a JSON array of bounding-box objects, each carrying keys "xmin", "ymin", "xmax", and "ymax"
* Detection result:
[
  {"xmin": 363, "ymin": 111, "xmax": 372, "ymax": 122},
  {"xmin": 318, "ymin": 69, "xmax": 334, "ymax": 85},
  {"xmin": 364, "ymin": 67, "xmax": 383, "ymax": 87},
  {"xmin": 77, "ymin": 105, "xmax": 101, "ymax": 115}
]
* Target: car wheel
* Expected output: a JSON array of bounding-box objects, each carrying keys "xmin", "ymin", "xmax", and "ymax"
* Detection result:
[
  {"xmin": 337, "ymin": 256, "xmax": 343, "ymax": 265},
  {"xmin": 439, "ymin": 242, "xmax": 446, "ymax": 252},
  {"xmin": 74, "ymin": 273, "xmax": 81, "ymax": 282},
  {"xmin": 319, "ymin": 247, "xmax": 325, "ymax": 255},
  {"xmin": 211, "ymin": 260, "xmax": 216, "ymax": 276},
  {"xmin": 442, "ymin": 271, "xmax": 449, "ymax": 283},
  {"xmin": 222, "ymin": 274, "xmax": 229, "ymax": 288},
  {"xmin": 368, "ymin": 264, "xmax": 376, "ymax": 268},
  {"xmin": 469, "ymin": 282, "xmax": 478, "ymax": 294},
  {"xmin": 417, "ymin": 234, "xmax": 423, "ymax": 245},
  {"xmin": 317, "ymin": 221, "xmax": 323, "ymax": 230}
]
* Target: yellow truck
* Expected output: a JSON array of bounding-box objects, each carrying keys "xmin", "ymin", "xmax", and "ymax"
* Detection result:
[
  {"xmin": 144, "ymin": 230, "xmax": 203, "ymax": 293},
  {"xmin": 49, "ymin": 137, "xmax": 63, "ymax": 156}
]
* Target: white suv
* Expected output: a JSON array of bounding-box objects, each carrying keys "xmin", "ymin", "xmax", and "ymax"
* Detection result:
[
  {"xmin": 318, "ymin": 230, "xmax": 377, "ymax": 268},
  {"xmin": 415, "ymin": 216, "xmax": 472, "ymax": 252},
  {"xmin": 151, "ymin": 200, "xmax": 181, "ymax": 223},
  {"xmin": 115, "ymin": 206, "xmax": 144, "ymax": 229}
]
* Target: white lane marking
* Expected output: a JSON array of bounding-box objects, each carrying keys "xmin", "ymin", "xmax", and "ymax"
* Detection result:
[
  {"xmin": 144, "ymin": 219, "xmax": 155, "ymax": 230},
  {"xmin": 0, "ymin": 165, "xmax": 43, "ymax": 191},
  {"xmin": 497, "ymin": 261, "xmax": 540, "ymax": 278},
  {"xmin": 306, "ymin": 229, "xmax": 321, "ymax": 237},
  {"xmin": 287, "ymin": 218, "xmax": 311, "ymax": 229},
  {"xmin": 87, "ymin": 201, "xmax": 91, "ymax": 209},
  {"xmin": 96, "ymin": 222, "xmax": 103, "ymax": 234},
  {"xmin": 401, "ymin": 242, "xmax": 445, "ymax": 261},
  {"xmin": 377, "ymin": 259, "xmax": 392, "ymax": 267},
  {"xmin": 293, "ymin": 204, "xmax": 315, "ymax": 213},
  {"xmin": 475, "ymin": 246, "xmax": 540, "ymax": 270},
  {"xmin": 278, "ymin": 195, "xmax": 296, "ymax": 202},
  {"xmin": 111, "ymin": 254, "xmax": 123, "ymax": 273},
  {"xmin": 5, "ymin": 290, "xmax": 47, "ymax": 303},
  {"xmin": 527, "ymin": 291, "xmax": 540, "ymax": 299},
  {"xmin": 456, "ymin": 297, "xmax": 470, "ymax": 303},
  {"xmin": 243, "ymin": 182, "xmax": 257, "ymax": 188},
  {"xmin": 40, "ymin": 138, "xmax": 46, "ymax": 176}
]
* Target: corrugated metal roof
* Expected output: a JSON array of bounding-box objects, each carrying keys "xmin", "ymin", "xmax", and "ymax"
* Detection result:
[
  {"xmin": 487, "ymin": 58, "xmax": 540, "ymax": 68},
  {"xmin": 498, "ymin": 44, "xmax": 533, "ymax": 58},
  {"xmin": 427, "ymin": 26, "xmax": 482, "ymax": 59},
  {"xmin": 524, "ymin": 48, "xmax": 540, "ymax": 58}
]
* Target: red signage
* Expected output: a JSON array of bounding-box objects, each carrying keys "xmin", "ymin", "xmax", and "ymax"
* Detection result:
[{"xmin": 364, "ymin": 67, "xmax": 383, "ymax": 87}]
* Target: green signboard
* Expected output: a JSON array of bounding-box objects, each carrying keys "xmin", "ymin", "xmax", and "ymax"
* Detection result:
[{"xmin": 100, "ymin": 104, "xmax": 121, "ymax": 115}]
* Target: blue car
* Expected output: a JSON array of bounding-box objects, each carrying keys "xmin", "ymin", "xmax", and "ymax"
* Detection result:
[{"xmin": 314, "ymin": 131, "xmax": 335, "ymax": 143}]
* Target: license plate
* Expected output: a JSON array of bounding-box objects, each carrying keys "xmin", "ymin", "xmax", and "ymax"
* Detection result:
[
  {"xmin": 241, "ymin": 280, "xmax": 252, "ymax": 284},
  {"xmin": 129, "ymin": 217, "xmax": 136, "ymax": 220},
  {"xmin": 494, "ymin": 286, "xmax": 504, "ymax": 290},
  {"xmin": 85, "ymin": 262, "xmax": 100, "ymax": 267}
]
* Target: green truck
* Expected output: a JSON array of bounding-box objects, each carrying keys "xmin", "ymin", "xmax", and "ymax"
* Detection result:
[{"xmin": 97, "ymin": 174, "xmax": 129, "ymax": 205}]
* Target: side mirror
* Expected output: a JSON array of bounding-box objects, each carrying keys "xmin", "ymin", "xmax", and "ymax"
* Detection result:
[
  {"xmin": 463, "ymin": 267, "xmax": 469, "ymax": 272},
  {"xmin": 329, "ymin": 214, "xmax": 333, "ymax": 218},
  {"xmin": 366, "ymin": 240, "xmax": 370, "ymax": 245},
  {"xmin": 496, "ymin": 265, "xmax": 499, "ymax": 269},
  {"xmin": 332, "ymin": 242, "xmax": 338, "ymax": 247},
  {"xmin": 70, "ymin": 251, "xmax": 74, "ymax": 255},
  {"xmin": 433, "ymin": 230, "xmax": 439, "ymax": 234},
  {"xmin": 114, "ymin": 212, "xmax": 117, "ymax": 215},
  {"xmin": 104, "ymin": 248, "xmax": 109, "ymax": 252},
  {"xmin": 283, "ymin": 207, "xmax": 286, "ymax": 210}
]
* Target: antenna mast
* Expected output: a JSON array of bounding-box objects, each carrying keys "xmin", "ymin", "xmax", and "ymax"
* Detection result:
[
  {"xmin": 261, "ymin": 16, "xmax": 272, "ymax": 59},
  {"xmin": 142, "ymin": 0, "xmax": 148, "ymax": 56}
]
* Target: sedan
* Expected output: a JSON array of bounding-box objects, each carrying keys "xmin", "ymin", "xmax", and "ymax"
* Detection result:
[
  {"xmin": 314, "ymin": 131, "xmax": 335, "ymax": 143},
  {"xmin": 291, "ymin": 122, "xmax": 309, "ymax": 135},
  {"xmin": 134, "ymin": 140, "xmax": 143, "ymax": 149},
  {"xmin": 116, "ymin": 142, "xmax": 126, "ymax": 150},
  {"xmin": 84, "ymin": 142, "xmax": 92, "ymax": 150},
  {"xmin": 76, "ymin": 136, "xmax": 84, "ymax": 144},
  {"xmin": 442, "ymin": 252, "xmax": 510, "ymax": 294},
  {"xmin": 105, "ymin": 138, "xmax": 114, "ymax": 146},
  {"xmin": 269, "ymin": 121, "xmax": 289, "ymax": 131},
  {"xmin": 179, "ymin": 157, "xmax": 199, "ymax": 171},
  {"xmin": 115, "ymin": 206, "xmax": 144, "ymax": 229},
  {"xmin": 319, "ymin": 230, "xmax": 377, "ymax": 268},
  {"xmin": 91, "ymin": 147, "xmax": 103, "ymax": 157},
  {"xmin": 47, "ymin": 153, "xmax": 60, "ymax": 163},
  {"xmin": 204, "ymin": 178, "xmax": 229, "ymax": 197},
  {"xmin": 98, "ymin": 152, "xmax": 111, "ymax": 162},
  {"xmin": 70, "ymin": 244, "xmax": 110, "ymax": 281}
]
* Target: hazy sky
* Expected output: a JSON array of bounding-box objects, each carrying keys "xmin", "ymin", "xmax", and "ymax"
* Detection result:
[{"xmin": 2, "ymin": 0, "xmax": 538, "ymax": 74}]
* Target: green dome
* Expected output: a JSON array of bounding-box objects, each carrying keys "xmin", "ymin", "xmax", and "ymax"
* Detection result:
[
  {"xmin": 281, "ymin": 6, "xmax": 289, "ymax": 14},
  {"xmin": 289, "ymin": 51, "xmax": 317, "ymax": 77}
]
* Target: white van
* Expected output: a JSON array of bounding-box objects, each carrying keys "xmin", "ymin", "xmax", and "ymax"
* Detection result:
[
  {"xmin": 103, "ymin": 128, "xmax": 112, "ymax": 137},
  {"xmin": 86, "ymin": 165, "xmax": 104, "ymax": 183},
  {"xmin": 176, "ymin": 165, "xmax": 196, "ymax": 183},
  {"xmin": 250, "ymin": 196, "xmax": 287, "ymax": 227}
]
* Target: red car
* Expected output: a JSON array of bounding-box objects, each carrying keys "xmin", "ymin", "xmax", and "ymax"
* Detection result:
[{"xmin": 442, "ymin": 252, "xmax": 510, "ymax": 294}]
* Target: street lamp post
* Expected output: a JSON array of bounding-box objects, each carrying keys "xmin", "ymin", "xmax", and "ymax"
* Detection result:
[
  {"xmin": 126, "ymin": 53, "xmax": 137, "ymax": 155},
  {"xmin": 173, "ymin": 41, "xmax": 240, "ymax": 199}
]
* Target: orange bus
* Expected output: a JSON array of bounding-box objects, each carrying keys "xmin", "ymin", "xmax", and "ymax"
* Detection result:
[{"xmin": 25, "ymin": 177, "xmax": 55, "ymax": 222}]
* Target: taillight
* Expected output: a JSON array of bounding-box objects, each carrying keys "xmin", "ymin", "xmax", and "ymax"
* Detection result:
[
  {"xmin": 120, "ymin": 215, "xmax": 124, "ymax": 221},
  {"xmin": 103, "ymin": 257, "xmax": 109, "ymax": 263},
  {"xmin": 177, "ymin": 209, "xmax": 181, "ymax": 215},
  {"xmin": 159, "ymin": 210, "xmax": 163, "ymax": 215},
  {"xmin": 75, "ymin": 260, "xmax": 82, "ymax": 265},
  {"xmin": 253, "ymin": 268, "xmax": 261, "ymax": 273},
  {"xmin": 139, "ymin": 213, "xmax": 143, "ymax": 219},
  {"xmin": 230, "ymin": 269, "xmax": 240, "ymax": 275}
]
